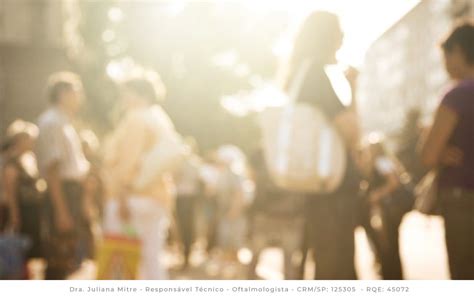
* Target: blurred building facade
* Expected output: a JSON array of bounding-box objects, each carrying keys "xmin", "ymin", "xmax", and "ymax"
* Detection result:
[
  {"xmin": 357, "ymin": 0, "xmax": 474, "ymax": 136},
  {"xmin": 0, "ymin": 0, "xmax": 80, "ymax": 137}
]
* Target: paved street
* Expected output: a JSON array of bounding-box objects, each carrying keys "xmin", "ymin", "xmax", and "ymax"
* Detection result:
[
  {"xmin": 356, "ymin": 212, "xmax": 449, "ymax": 280},
  {"xmin": 48, "ymin": 211, "xmax": 449, "ymax": 280}
]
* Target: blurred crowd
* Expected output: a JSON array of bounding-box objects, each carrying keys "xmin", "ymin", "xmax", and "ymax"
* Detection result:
[{"xmin": 0, "ymin": 11, "xmax": 473, "ymax": 280}]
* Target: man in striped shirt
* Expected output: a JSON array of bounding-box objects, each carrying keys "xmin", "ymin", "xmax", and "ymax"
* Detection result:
[{"xmin": 36, "ymin": 72, "xmax": 90, "ymax": 279}]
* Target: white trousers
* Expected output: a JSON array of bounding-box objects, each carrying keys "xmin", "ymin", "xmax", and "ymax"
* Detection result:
[{"xmin": 103, "ymin": 196, "xmax": 169, "ymax": 280}]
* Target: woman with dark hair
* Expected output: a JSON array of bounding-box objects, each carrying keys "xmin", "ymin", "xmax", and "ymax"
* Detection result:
[
  {"xmin": 103, "ymin": 72, "xmax": 179, "ymax": 279},
  {"xmin": 1, "ymin": 120, "xmax": 46, "ymax": 272},
  {"xmin": 420, "ymin": 21, "xmax": 474, "ymax": 280},
  {"xmin": 281, "ymin": 11, "xmax": 362, "ymax": 279}
]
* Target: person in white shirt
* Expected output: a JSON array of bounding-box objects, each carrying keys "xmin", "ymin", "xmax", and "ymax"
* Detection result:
[{"xmin": 36, "ymin": 72, "xmax": 91, "ymax": 279}]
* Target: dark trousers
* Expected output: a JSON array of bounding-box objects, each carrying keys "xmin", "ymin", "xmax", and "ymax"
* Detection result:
[
  {"xmin": 440, "ymin": 189, "xmax": 474, "ymax": 280},
  {"xmin": 306, "ymin": 193, "xmax": 357, "ymax": 280},
  {"xmin": 176, "ymin": 194, "xmax": 197, "ymax": 265},
  {"xmin": 357, "ymin": 198, "xmax": 384, "ymax": 274},
  {"xmin": 0, "ymin": 202, "xmax": 9, "ymax": 232},
  {"xmin": 19, "ymin": 201, "xmax": 44, "ymax": 259},
  {"xmin": 204, "ymin": 197, "xmax": 218, "ymax": 253},
  {"xmin": 380, "ymin": 200, "xmax": 404, "ymax": 280},
  {"xmin": 358, "ymin": 197, "xmax": 404, "ymax": 280},
  {"xmin": 44, "ymin": 181, "xmax": 88, "ymax": 280}
]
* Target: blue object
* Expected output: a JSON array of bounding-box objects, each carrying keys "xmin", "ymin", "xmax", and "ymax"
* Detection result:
[{"xmin": 0, "ymin": 234, "xmax": 31, "ymax": 279}]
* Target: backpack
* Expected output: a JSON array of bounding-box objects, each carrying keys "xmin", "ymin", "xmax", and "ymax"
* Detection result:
[{"xmin": 258, "ymin": 60, "xmax": 347, "ymax": 194}]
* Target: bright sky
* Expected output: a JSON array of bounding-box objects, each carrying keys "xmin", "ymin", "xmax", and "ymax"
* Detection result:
[
  {"xmin": 334, "ymin": 0, "xmax": 421, "ymax": 66},
  {"xmin": 215, "ymin": 0, "xmax": 422, "ymax": 116},
  {"xmin": 243, "ymin": 0, "xmax": 421, "ymax": 67},
  {"xmin": 112, "ymin": 0, "xmax": 420, "ymax": 67},
  {"xmin": 108, "ymin": 0, "xmax": 421, "ymax": 81}
]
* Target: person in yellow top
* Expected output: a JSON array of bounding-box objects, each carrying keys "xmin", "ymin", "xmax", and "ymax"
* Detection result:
[{"xmin": 102, "ymin": 72, "xmax": 179, "ymax": 280}]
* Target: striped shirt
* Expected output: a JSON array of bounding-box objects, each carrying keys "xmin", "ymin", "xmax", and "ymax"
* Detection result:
[{"xmin": 36, "ymin": 108, "xmax": 89, "ymax": 181}]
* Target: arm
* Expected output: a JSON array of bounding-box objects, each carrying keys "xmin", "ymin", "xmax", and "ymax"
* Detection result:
[
  {"xmin": 2, "ymin": 164, "xmax": 20, "ymax": 231},
  {"xmin": 82, "ymin": 174, "xmax": 100, "ymax": 221},
  {"xmin": 420, "ymin": 106, "xmax": 459, "ymax": 168},
  {"xmin": 46, "ymin": 161, "xmax": 73, "ymax": 232},
  {"xmin": 344, "ymin": 66, "xmax": 359, "ymax": 110},
  {"xmin": 333, "ymin": 109, "xmax": 360, "ymax": 151}
]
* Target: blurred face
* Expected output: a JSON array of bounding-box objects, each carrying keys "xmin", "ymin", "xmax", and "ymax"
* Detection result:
[
  {"xmin": 120, "ymin": 86, "xmax": 147, "ymax": 110},
  {"xmin": 59, "ymin": 86, "xmax": 84, "ymax": 115},
  {"xmin": 443, "ymin": 45, "xmax": 470, "ymax": 80}
]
